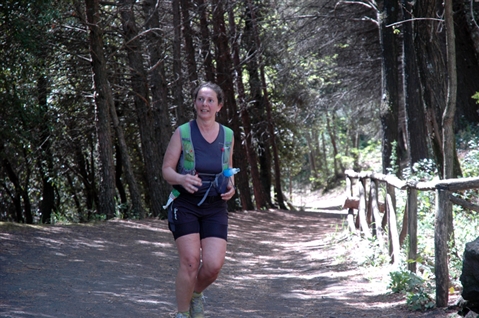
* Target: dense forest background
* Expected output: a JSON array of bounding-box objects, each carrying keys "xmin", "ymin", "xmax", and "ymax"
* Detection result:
[{"xmin": 1, "ymin": 0, "xmax": 479, "ymax": 224}]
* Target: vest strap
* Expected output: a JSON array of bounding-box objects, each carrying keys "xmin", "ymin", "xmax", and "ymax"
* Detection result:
[{"xmin": 164, "ymin": 121, "xmax": 233, "ymax": 209}]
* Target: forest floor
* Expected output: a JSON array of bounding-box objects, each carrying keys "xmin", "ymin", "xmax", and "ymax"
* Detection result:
[{"xmin": 0, "ymin": 189, "xmax": 462, "ymax": 318}]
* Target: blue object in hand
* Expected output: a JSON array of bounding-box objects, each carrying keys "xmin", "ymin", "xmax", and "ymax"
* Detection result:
[
  {"xmin": 223, "ymin": 168, "xmax": 240, "ymax": 177},
  {"xmin": 219, "ymin": 168, "xmax": 240, "ymax": 193}
]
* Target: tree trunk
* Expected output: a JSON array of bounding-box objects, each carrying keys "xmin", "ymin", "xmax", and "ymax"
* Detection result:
[
  {"xmin": 119, "ymin": 0, "xmax": 165, "ymax": 218},
  {"xmin": 196, "ymin": 0, "xmax": 215, "ymax": 82},
  {"xmin": 2, "ymin": 156, "xmax": 30, "ymax": 223},
  {"xmin": 247, "ymin": 0, "xmax": 286, "ymax": 210},
  {"xmin": 312, "ymin": 129, "xmax": 324, "ymax": 174},
  {"xmin": 464, "ymin": 0, "xmax": 479, "ymax": 55},
  {"xmin": 85, "ymin": 0, "xmax": 116, "ymax": 219},
  {"xmin": 211, "ymin": 0, "xmax": 243, "ymax": 211},
  {"xmin": 110, "ymin": 104, "xmax": 147, "ymax": 219},
  {"xmin": 454, "ymin": 0, "xmax": 479, "ymax": 125},
  {"xmin": 228, "ymin": 4, "xmax": 256, "ymax": 210},
  {"xmin": 37, "ymin": 73, "xmax": 56, "ymax": 223},
  {"xmin": 172, "ymin": 0, "xmax": 188, "ymax": 125},
  {"xmin": 114, "ymin": 144, "xmax": 127, "ymax": 207},
  {"xmin": 211, "ymin": 0, "xmax": 232, "ymax": 124},
  {"xmin": 442, "ymin": 0, "xmax": 457, "ymax": 260},
  {"xmin": 443, "ymin": 0, "xmax": 457, "ymax": 179},
  {"xmin": 326, "ymin": 111, "xmax": 345, "ymax": 179},
  {"xmin": 71, "ymin": 141, "xmax": 99, "ymax": 220},
  {"xmin": 320, "ymin": 131, "xmax": 328, "ymax": 178},
  {"xmin": 401, "ymin": 0, "xmax": 429, "ymax": 167},
  {"xmin": 243, "ymin": 3, "xmax": 272, "ymax": 208},
  {"xmin": 180, "ymin": 0, "xmax": 199, "ymax": 89},
  {"xmin": 378, "ymin": 0, "xmax": 400, "ymax": 175},
  {"xmin": 142, "ymin": 0, "xmax": 174, "ymax": 218},
  {"xmin": 304, "ymin": 132, "xmax": 318, "ymax": 182},
  {"xmin": 414, "ymin": 0, "xmax": 461, "ymax": 179}
]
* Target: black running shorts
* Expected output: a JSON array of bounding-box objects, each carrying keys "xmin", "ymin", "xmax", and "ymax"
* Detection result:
[{"xmin": 168, "ymin": 194, "xmax": 228, "ymax": 241}]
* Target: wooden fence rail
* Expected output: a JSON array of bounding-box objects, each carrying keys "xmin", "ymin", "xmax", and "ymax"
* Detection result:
[{"xmin": 343, "ymin": 170, "xmax": 479, "ymax": 307}]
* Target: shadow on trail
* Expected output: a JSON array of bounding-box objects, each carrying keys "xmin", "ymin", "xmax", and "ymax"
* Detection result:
[
  {"xmin": 0, "ymin": 210, "xmax": 450, "ymax": 317},
  {"xmin": 0, "ymin": 220, "xmax": 175, "ymax": 318}
]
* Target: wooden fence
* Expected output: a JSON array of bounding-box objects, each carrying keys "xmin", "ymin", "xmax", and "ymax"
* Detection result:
[{"xmin": 343, "ymin": 169, "xmax": 479, "ymax": 307}]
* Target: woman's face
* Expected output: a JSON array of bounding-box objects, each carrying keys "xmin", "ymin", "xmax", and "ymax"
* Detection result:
[{"xmin": 194, "ymin": 87, "xmax": 223, "ymax": 119}]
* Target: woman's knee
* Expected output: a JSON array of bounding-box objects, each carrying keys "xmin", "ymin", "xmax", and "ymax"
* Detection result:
[
  {"xmin": 201, "ymin": 258, "xmax": 224, "ymax": 278},
  {"xmin": 179, "ymin": 254, "xmax": 201, "ymax": 273}
]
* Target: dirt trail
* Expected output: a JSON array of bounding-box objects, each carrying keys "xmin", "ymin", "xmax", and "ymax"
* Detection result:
[{"xmin": 0, "ymin": 208, "xmax": 456, "ymax": 317}]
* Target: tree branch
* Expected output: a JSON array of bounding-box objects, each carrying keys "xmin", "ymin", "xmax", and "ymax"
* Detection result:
[{"xmin": 386, "ymin": 17, "xmax": 444, "ymax": 28}]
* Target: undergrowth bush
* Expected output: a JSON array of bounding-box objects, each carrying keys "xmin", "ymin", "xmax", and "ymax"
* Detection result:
[
  {"xmin": 388, "ymin": 270, "xmax": 424, "ymax": 293},
  {"xmin": 387, "ymin": 268, "xmax": 435, "ymax": 311}
]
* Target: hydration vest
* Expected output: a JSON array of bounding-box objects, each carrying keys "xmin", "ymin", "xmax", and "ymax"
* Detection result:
[{"xmin": 163, "ymin": 121, "xmax": 233, "ymax": 209}]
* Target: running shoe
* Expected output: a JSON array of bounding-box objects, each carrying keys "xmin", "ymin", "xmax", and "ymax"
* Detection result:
[{"xmin": 190, "ymin": 292, "xmax": 205, "ymax": 318}]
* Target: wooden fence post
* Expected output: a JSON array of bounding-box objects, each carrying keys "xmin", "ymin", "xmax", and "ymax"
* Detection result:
[
  {"xmin": 387, "ymin": 186, "xmax": 400, "ymax": 265},
  {"xmin": 345, "ymin": 176, "xmax": 356, "ymax": 233},
  {"xmin": 344, "ymin": 171, "xmax": 479, "ymax": 306},
  {"xmin": 407, "ymin": 188, "xmax": 418, "ymax": 273},
  {"xmin": 370, "ymin": 179, "xmax": 384, "ymax": 249},
  {"xmin": 363, "ymin": 178, "xmax": 373, "ymax": 224},
  {"xmin": 358, "ymin": 178, "xmax": 371, "ymax": 238},
  {"xmin": 399, "ymin": 201, "xmax": 408, "ymax": 247},
  {"xmin": 435, "ymin": 188, "xmax": 450, "ymax": 307}
]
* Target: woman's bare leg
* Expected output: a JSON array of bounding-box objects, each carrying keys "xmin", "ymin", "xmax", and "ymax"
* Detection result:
[
  {"xmin": 194, "ymin": 237, "xmax": 227, "ymax": 293},
  {"xmin": 175, "ymin": 233, "xmax": 202, "ymax": 312}
]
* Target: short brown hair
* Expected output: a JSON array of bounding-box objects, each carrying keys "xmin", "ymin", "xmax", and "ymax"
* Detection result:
[{"xmin": 192, "ymin": 82, "xmax": 224, "ymax": 104}]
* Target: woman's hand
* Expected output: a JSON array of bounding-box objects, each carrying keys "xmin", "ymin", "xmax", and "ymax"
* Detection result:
[
  {"xmin": 221, "ymin": 183, "xmax": 235, "ymax": 201},
  {"xmin": 182, "ymin": 173, "xmax": 202, "ymax": 193}
]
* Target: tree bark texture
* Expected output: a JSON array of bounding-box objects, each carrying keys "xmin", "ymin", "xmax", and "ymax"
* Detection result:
[
  {"xmin": 85, "ymin": 0, "xmax": 116, "ymax": 219},
  {"xmin": 247, "ymin": 0, "xmax": 287, "ymax": 210},
  {"xmin": 378, "ymin": 0, "xmax": 400, "ymax": 175},
  {"xmin": 2, "ymin": 156, "xmax": 32, "ymax": 223},
  {"xmin": 452, "ymin": 0, "xmax": 479, "ymax": 124},
  {"xmin": 244, "ymin": 3, "xmax": 272, "ymax": 208},
  {"xmin": 401, "ymin": 0, "xmax": 429, "ymax": 167},
  {"xmin": 443, "ymin": 0, "xmax": 457, "ymax": 180},
  {"xmin": 72, "ymin": 142, "xmax": 99, "ymax": 220},
  {"xmin": 414, "ymin": 0, "xmax": 463, "ymax": 179},
  {"xmin": 119, "ymin": 0, "xmax": 164, "ymax": 217},
  {"xmin": 180, "ymin": 0, "xmax": 199, "ymax": 90},
  {"xmin": 228, "ymin": 4, "xmax": 256, "ymax": 210},
  {"xmin": 110, "ymin": 102, "xmax": 147, "ymax": 219},
  {"xmin": 37, "ymin": 73, "xmax": 56, "ymax": 223},
  {"xmin": 172, "ymin": 0, "xmax": 188, "ymax": 126},
  {"xmin": 196, "ymin": 0, "xmax": 215, "ymax": 82},
  {"xmin": 142, "ymin": 0, "xmax": 173, "ymax": 218}
]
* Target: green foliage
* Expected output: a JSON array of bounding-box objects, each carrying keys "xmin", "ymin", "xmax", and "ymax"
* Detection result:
[
  {"xmin": 472, "ymin": 91, "xmax": 479, "ymax": 104},
  {"xmin": 406, "ymin": 289, "xmax": 435, "ymax": 311},
  {"xmin": 388, "ymin": 270, "xmax": 424, "ymax": 293},
  {"xmin": 353, "ymin": 139, "xmax": 382, "ymax": 172},
  {"xmin": 449, "ymin": 207, "xmax": 479, "ymax": 282},
  {"xmin": 456, "ymin": 123, "xmax": 479, "ymax": 150},
  {"xmin": 388, "ymin": 270, "xmax": 435, "ymax": 311},
  {"xmin": 462, "ymin": 148, "xmax": 479, "ymax": 178},
  {"xmin": 403, "ymin": 159, "xmax": 438, "ymax": 181},
  {"xmin": 386, "ymin": 141, "xmax": 400, "ymax": 175}
]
